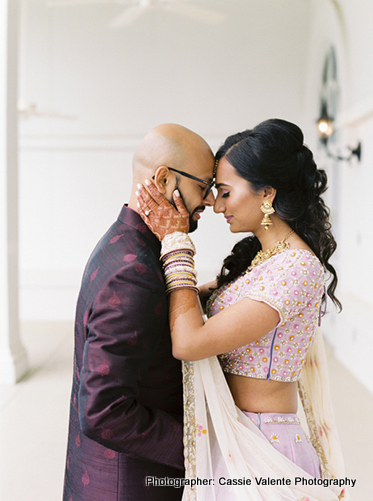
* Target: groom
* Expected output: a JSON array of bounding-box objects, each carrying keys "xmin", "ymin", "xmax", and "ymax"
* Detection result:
[{"xmin": 63, "ymin": 124, "xmax": 215, "ymax": 501}]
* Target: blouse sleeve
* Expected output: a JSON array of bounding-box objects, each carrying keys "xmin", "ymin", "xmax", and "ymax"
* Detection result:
[{"xmin": 241, "ymin": 250, "xmax": 324, "ymax": 324}]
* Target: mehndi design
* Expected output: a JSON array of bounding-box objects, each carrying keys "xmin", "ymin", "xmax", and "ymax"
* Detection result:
[{"xmin": 136, "ymin": 180, "xmax": 189, "ymax": 240}]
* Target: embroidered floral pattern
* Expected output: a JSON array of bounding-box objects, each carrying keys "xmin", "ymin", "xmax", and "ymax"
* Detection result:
[
  {"xmin": 207, "ymin": 250, "xmax": 324, "ymax": 382},
  {"xmin": 182, "ymin": 361, "xmax": 197, "ymax": 501},
  {"xmin": 270, "ymin": 433, "xmax": 280, "ymax": 444},
  {"xmin": 196, "ymin": 424, "xmax": 207, "ymax": 437},
  {"xmin": 298, "ymin": 379, "xmax": 331, "ymax": 479},
  {"xmin": 263, "ymin": 415, "xmax": 301, "ymax": 425}
]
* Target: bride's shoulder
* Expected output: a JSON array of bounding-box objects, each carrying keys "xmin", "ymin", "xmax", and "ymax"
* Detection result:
[{"xmin": 251, "ymin": 249, "xmax": 323, "ymax": 278}]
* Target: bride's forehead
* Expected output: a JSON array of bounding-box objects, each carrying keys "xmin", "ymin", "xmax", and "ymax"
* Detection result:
[{"xmin": 215, "ymin": 157, "xmax": 240, "ymax": 183}]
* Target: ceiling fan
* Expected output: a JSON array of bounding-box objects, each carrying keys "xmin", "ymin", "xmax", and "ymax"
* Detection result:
[
  {"xmin": 17, "ymin": 100, "xmax": 77, "ymax": 120},
  {"xmin": 46, "ymin": 0, "xmax": 226, "ymax": 28}
]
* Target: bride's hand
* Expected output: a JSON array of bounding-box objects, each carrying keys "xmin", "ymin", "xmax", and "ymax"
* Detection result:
[{"xmin": 136, "ymin": 179, "xmax": 190, "ymax": 241}]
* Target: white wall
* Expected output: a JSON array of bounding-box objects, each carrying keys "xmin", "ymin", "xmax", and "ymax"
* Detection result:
[
  {"xmin": 18, "ymin": 0, "xmax": 373, "ymax": 393},
  {"xmin": 304, "ymin": 0, "xmax": 373, "ymax": 392},
  {"xmin": 19, "ymin": 0, "xmax": 311, "ymax": 320}
]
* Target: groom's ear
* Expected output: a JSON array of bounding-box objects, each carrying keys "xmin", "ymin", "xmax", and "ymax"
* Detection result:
[{"xmin": 153, "ymin": 166, "xmax": 175, "ymax": 196}]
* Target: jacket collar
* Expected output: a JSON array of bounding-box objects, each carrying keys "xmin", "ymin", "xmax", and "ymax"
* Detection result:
[{"xmin": 117, "ymin": 204, "xmax": 161, "ymax": 251}]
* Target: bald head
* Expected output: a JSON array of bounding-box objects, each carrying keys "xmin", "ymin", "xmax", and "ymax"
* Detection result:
[
  {"xmin": 128, "ymin": 123, "xmax": 215, "ymax": 218},
  {"xmin": 132, "ymin": 123, "xmax": 212, "ymax": 181}
]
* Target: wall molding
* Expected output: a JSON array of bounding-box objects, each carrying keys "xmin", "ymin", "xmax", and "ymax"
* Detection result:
[
  {"xmin": 19, "ymin": 134, "xmax": 143, "ymax": 152},
  {"xmin": 18, "ymin": 133, "xmax": 225, "ymax": 152},
  {"xmin": 336, "ymin": 93, "xmax": 373, "ymax": 127}
]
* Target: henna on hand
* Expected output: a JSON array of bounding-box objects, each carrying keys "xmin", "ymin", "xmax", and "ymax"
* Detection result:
[
  {"xmin": 136, "ymin": 180, "xmax": 189, "ymax": 240},
  {"xmin": 169, "ymin": 290, "xmax": 199, "ymax": 332}
]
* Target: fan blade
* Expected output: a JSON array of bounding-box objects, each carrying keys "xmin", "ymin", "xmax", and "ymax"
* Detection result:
[
  {"xmin": 18, "ymin": 102, "xmax": 77, "ymax": 120},
  {"xmin": 165, "ymin": 2, "xmax": 225, "ymax": 24},
  {"xmin": 109, "ymin": 5, "xmax": 145, "ymax": 27}
]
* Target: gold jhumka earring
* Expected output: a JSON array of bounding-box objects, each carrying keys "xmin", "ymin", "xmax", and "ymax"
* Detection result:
[{"xmin": 260, "ymin": 199, "xmax": 275, "ymax": 230}]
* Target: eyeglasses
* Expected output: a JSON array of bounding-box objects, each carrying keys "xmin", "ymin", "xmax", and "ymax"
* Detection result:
[{"xmin": 152, "ymin": 167, "xmax": 214, "ymax": 199}]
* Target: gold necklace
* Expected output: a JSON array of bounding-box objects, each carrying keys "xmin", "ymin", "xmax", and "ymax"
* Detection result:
[
  {"xmin": 246, "ymin": 230, "xmax": 294, "ymax": 273},
  {"xmin": 206, "ymin": 230, "xmax": 295, "ymax": 315}
]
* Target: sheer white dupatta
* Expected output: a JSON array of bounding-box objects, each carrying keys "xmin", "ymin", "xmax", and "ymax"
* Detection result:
[
  {"xmin": 298, "ymin": 328, "xmax": 346, "ymax": 482},
  {"xmin": 182, "ymin": 343, "xmax": 347, "ymax": 500}
]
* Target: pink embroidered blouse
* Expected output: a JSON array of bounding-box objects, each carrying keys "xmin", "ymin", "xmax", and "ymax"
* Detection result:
[{"xmin": 207, "ymin": 249, "xmax": 324, "ymax": 382}]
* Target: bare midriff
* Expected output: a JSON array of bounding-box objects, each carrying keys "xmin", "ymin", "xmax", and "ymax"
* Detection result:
[{"xmin": 225, "ymin": 372, "xmax": 298, "ymax": 414}]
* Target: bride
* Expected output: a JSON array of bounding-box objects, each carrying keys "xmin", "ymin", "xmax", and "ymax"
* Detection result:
[{"xmin": 137, "ymin": 119, "xmax": 348, "ymax": 501}]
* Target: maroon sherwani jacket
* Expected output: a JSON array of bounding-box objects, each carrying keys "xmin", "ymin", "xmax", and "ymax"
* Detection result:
[{"xmin": 63, "ymin": 205, "xmax": 184, "ymax": 501}]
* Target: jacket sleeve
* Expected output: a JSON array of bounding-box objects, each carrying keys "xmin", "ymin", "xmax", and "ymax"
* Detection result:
[{"xmin": 78, "ymin": 259, "xmax": 184, "ymax": 470}]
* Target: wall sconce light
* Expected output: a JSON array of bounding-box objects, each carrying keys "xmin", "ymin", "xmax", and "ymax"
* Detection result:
[
  {"xmin": 317, "ymin": 107, "xmax": 361, "ymax": 162},
  {"xmin": 317, "ymin": 104, "xmax": 334, "ymax": 144},
  {"xmin": 317, "ymin": 45, "xmax": 361, "ymax": 163}
]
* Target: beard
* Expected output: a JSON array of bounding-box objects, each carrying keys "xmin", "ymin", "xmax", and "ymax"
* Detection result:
[
  {"xmin": 188, "ymin": 209, "xmax": 199, "ymax": 233},
  {"xmin": 181, "ymin": 194, "xmax": 205, "ymax": 233}
]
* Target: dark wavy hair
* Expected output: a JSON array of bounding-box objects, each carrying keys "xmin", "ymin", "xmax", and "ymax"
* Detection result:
[{"xmin": 215, "ymin": 118, "xmax": 341, "ymax": 311}]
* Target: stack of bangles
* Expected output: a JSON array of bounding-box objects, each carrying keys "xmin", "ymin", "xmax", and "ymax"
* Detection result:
[{"xmin": 160, "ymin": 232, "xmax": 198, "ymax": 294}]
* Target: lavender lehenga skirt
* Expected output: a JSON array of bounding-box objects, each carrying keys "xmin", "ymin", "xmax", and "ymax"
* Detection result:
[
  {"xmin": 242, "ymin": 411, "xmax": 322, "ymax": 478},
  {"xmin": 182, "ymin": 352, "xmax": 346, "ymax": 501}
]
